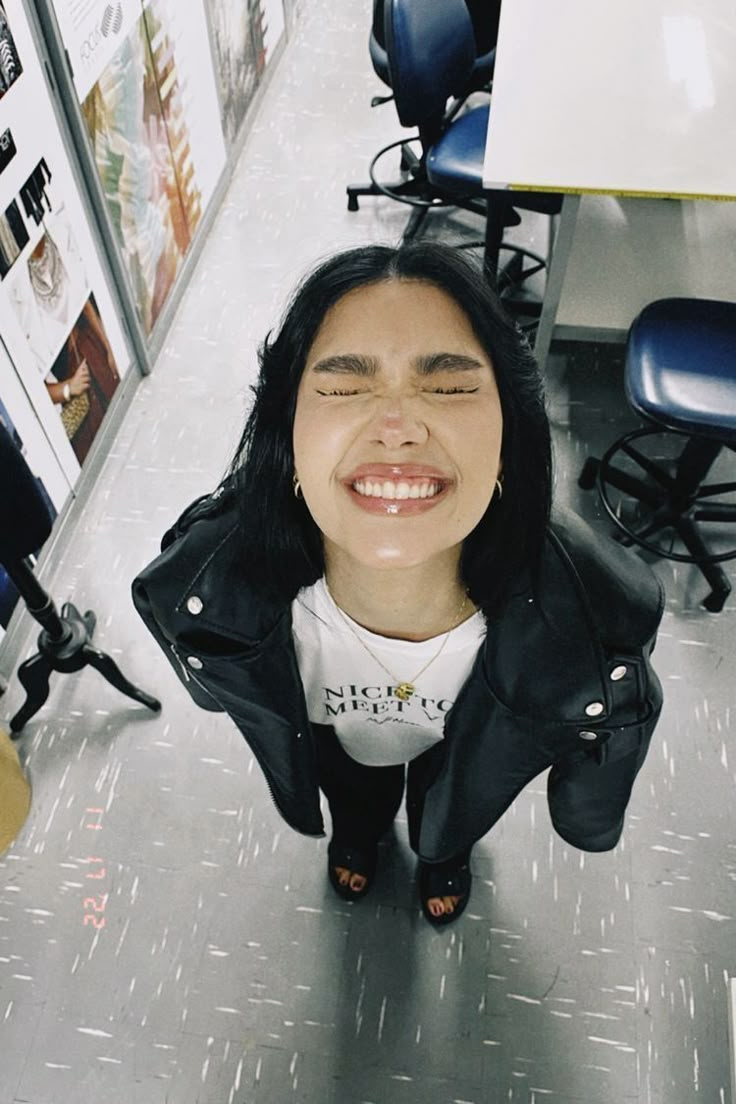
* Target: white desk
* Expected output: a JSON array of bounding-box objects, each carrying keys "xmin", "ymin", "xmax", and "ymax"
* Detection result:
[{"xmin": 482, "ymin": 0, "xmax": 736, "ymax": 362}]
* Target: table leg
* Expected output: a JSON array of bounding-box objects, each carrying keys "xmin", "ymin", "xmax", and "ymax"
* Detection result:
[{"xmin": 533, "ymin": 193, "xmax": 581, "ymax": 369}]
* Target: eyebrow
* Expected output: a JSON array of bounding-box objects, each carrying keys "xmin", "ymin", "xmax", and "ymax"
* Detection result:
[{"xmin": 309, "ymin": 352, "xmax": 486, "ymax": 376}]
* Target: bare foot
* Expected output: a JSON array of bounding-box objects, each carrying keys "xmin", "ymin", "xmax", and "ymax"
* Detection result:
[
  {"xmin": 425, "ymin": 894, "xmax": 462, "ymax": 918},
  {"xmin": 419, "ymin": 857, "xmax": 471, "ymax": 923},
  {"xmin": 333, "ymin": 865, "xmax": 368, "ymax": 894}
]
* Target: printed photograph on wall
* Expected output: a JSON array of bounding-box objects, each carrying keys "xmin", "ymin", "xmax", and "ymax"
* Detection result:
[
  {"xmin": 0, "ymin": 1, "xmax": 23, "ymax": 101},
  {"xmin": 8, "ymin": 198, "xmax": 89, "ymax": 375},
  {"xmin": 206, "ymin": 0, "xmax": 260, "ymax": 145},
  {"xmin": 81, "ymin": 5, "xmax": 201, "ymax": 334},
  {"xmin": 6, "ymin": 192, "xmax": 120, "ymax": 467},
  {"xmin": 0, "ymin": 196, "xmax": 28, "ymax": 279},
  {"xmin": 47, "ymin": 293, "xmax": 121, "ymax": 466},
  {"xmin": 0, "ymin": 125, "xmax": 18, "ymax": 178}
]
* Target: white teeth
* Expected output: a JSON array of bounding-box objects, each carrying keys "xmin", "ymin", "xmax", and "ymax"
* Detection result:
[{"xmin": 352, "ymin": 479, "xmax": 441, "ymax": 499}]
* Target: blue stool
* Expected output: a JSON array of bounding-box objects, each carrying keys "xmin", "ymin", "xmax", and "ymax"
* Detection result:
[{"xmin": 579, "ymin": 298, "xmax": 736, "ymax": 612}]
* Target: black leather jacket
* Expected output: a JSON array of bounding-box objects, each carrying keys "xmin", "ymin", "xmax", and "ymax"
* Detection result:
[{"xmin": 132, "ymin": 488, "xmax": 664, "ymax": 862}]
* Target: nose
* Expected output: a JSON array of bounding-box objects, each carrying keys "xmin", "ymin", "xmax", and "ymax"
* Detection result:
[{"xmin": 368, "ymin": 397, "xmax": 429, "ymax": 449}]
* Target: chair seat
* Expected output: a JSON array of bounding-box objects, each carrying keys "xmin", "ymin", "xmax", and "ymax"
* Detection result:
[
  {"xmin": 427, "ymin": 105, "xmax": 565, "ymax": 217},
  {"xmin": 426, "ymin": 104, "xmax": 488, "ymax": 196},
  {"xmin": 626, "ymin": 298, "xmax": 736, "ymax": 443}
]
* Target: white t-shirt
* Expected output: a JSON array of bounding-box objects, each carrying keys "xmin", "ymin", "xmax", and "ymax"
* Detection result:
[{"xmin": 291, "ymin": 578, "xmax": 487, "ymax": 767}]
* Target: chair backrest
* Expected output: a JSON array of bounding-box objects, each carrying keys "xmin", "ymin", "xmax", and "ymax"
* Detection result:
[
  {"xmin": 372, "ymin": 0, "xmax": 386, "ymax": 47},
  {"xmin": 369, "ymin": 0, "xmax": 391, "ymax": 87},
  {"xmin": 385, "ymin": 0, "xmax": 476, "ymax": 129},
  {"xmin": 465, "ymin": 0, "xmax": 502, "ymax": 54}
]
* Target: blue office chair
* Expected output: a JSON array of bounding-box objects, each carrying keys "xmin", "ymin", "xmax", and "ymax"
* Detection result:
[
  {"xmin": 348, "ymin": 0, "xmax": 563, "ymax": 300},
  {"xmin": 350, "ymin": 0, "xmax": 499, "ymax": 226},
  {"xmin": 579, "ymin": 299, "xmax": 736, "ymax": 612}
]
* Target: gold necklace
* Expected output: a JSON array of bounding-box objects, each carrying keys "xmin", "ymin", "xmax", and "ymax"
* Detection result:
[{"xmin": 325, "ymin": 582, "xmax": 469, "ymax": 702}]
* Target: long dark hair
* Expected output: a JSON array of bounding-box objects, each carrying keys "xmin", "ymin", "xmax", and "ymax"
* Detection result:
[{"xmin": 224, "ymin": 241, "xmax": 552, "ymax": 616}]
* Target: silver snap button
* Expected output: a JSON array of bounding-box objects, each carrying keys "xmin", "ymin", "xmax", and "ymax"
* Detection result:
[
  {"xmin": 578, "ymin": 730, "xmax": 598, "ymax": 741},
  {"xmin": 610, "ymin": 665, "xmax": 627, "ymax": 681},
  {"xmin": 187, "ymin": 595, "xmax": 204, "ymax": 615},
  {"xmin": 186, "ymin": 656, "xmax": 203, "ymax": 670},
  {"xmin": 585, "ymin": 701, "xmax": 604, "ymax": 717}
]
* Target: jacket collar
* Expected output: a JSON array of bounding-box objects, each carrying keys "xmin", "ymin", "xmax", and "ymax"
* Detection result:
[{"xmin": 162, "ymin": 492, "xmax": 661, "ymax": 724}]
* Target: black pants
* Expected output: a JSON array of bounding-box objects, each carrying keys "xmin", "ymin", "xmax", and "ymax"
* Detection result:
[
  {"xmin": 313, "ymin": 719, "xmax": 653, "ymax": 860},
  {"xmin": 313, "ymin": 724, "xmax": 467, "ymax": 864}
]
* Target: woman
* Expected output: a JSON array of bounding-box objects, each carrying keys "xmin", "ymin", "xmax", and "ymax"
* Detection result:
[{"xmin": 133, "ymin": 242, "xmax": 664, "ymax": 926}]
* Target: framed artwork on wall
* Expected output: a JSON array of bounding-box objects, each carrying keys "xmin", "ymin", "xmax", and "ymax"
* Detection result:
[
  {"xmin": 51, "ymin": 0, "xmax": 227, "ymax": 336},
  {"xmin": 0, "ymin": 1, "xmax": 132, "ymax": 487}
]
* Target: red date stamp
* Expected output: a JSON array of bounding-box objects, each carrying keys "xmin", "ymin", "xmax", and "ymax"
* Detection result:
[{"xmin": 83, "ymin": 809, "xmax": 107, "ymax": 931}]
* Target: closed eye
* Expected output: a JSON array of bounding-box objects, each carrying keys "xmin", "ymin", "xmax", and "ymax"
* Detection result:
[
  {"xmin": 316, "ymin": 386, "xmax": 480, "ymax": 396},
  {"xmin": 428, "ymin": 387, "xmax": 480, "ymax": 394},
  {"xmin": 316, "ymin": 389, "xmax": 363, "ymax": 396}
]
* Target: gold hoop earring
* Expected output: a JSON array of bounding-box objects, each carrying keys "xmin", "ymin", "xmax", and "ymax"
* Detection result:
[
  {"xmin": 495, "ymin": 477, "xmax": 503, "ymax": 500},
  {"xmin": 293, "ymin": 475, "xmax": 303, "ymax": 500}
]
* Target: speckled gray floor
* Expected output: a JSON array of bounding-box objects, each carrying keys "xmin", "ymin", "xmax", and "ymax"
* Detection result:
[{"xmin": 1, "ymin": 3, "xmax": 735, "ymax": 1103}]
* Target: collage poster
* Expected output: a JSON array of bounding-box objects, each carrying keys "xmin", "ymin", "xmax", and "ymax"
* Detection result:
[
  {"xmin": 0, "ymin": 1, "xmax": 131, "ymax": 640},
  {"xmin": 51, "ymin": 0, "xmax": 227, "ymax": 336},
  {"xmin": 206, "ymin": 0, "xmax": 286, "ymax": 146}
]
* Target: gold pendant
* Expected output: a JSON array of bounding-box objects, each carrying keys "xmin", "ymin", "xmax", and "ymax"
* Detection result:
[{"xmin": 394, "ymin": 682, "xmax": 415, "ymax": 702}]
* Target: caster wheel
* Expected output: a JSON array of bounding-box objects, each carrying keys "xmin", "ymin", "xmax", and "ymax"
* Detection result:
[
  {"xmin": 578, "ymin": 457, "xmax": 600, "ymax": 490},
  {"xmin": 702, "ymin": 588, "xmax": 729, "ymax": 613},
  {"xmin": 347, "ymin": 195, "xmax": 359, "ymax": 212}
]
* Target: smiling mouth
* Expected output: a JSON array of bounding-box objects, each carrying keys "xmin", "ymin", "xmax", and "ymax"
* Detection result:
[{"xmin": 351, "ymin": 478, "xmax": 444, "ymax": 500}]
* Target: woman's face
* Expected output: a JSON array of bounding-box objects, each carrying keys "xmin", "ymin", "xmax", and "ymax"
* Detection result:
[{"xmin": 292, "ymin": 278, "xmax": 503, "ymax": 572}]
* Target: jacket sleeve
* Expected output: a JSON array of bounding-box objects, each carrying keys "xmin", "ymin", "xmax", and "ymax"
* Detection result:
[
  {"xmin": 549, "ymin": 506, "xmax": 666, "ymax": 650},
  {"xmin": 548, "ymin": 507, "xmax": 665, "ymax": 764},
  {"xmin": 131, "ymin": 563, "xmax": 224, "ymax": 713},
  {"xmin": 131, "ymin": 493, "xmax": 228, "ymax": 713}
]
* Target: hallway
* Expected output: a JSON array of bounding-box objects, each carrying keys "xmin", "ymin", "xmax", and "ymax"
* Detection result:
[{"xmin": 1, "ymin": 3, "xmax": 734, "ymax": 1101}]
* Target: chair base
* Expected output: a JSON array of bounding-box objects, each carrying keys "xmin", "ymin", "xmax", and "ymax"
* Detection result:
[
  {"xmin": 579, "ymin": 428, "xmax": 736, "ymax": 613},
  {"xmin": 346, "ymin": 137, "xmax": 549, "ymax": 320}
]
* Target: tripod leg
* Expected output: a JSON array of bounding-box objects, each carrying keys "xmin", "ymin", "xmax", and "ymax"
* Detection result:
[
  {"xmin": 58, "ymin": 601, "xmax": 96, "ymax": 639},
  {"xmin": 10, "ymin": 652, "xmax": 54, "ymax": 733},
  {"xmin": 82, "ymin": 645, "xmax": 161, "ymax": 712}
]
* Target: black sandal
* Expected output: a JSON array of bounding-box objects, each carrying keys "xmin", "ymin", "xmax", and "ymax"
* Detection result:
[
  {"xmin": 327, "ymin": 839, "xmax": 378, "ymax": 901},
  {"xmin": 418, "ymin": 857, "xmax": 472, "ymax": 926}
]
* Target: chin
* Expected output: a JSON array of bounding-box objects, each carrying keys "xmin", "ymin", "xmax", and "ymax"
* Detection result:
[{"xmin": 352, "ymin": 542, "xmax": 434, "ymax": 568}]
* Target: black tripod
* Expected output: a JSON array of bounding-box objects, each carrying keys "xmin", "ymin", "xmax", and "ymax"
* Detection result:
[{"xmin": 5, "ymin": 557, "xmax": 160, "ymax": 735}]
